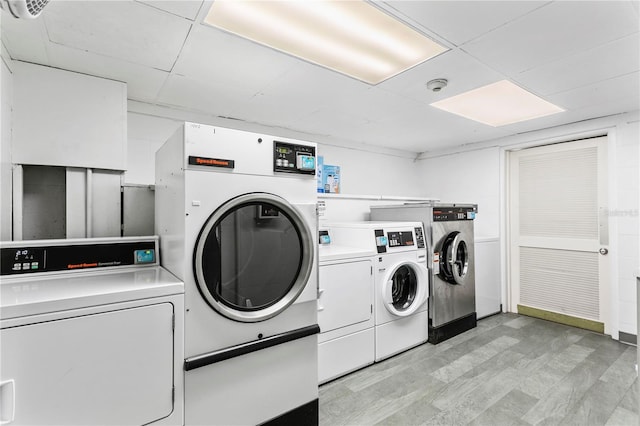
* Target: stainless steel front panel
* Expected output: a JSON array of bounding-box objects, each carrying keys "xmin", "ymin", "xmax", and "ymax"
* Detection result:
[{"xmin": 431, "ymin": 220, "xmax": 475, "ymax": 328}]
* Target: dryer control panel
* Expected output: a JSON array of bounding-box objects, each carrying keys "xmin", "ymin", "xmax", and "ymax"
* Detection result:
[
  {"xmin": 1, "ymin": 238, "xmax": 157, "ymax": 276},
  {"xmin": 273, "ymin": 141, "xmax": 316, "ymax": 175}
]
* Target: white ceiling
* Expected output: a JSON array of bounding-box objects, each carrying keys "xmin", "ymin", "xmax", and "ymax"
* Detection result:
[{"xmin": 2, "ymin": 0, "xmax": 639, "ymax": 154}]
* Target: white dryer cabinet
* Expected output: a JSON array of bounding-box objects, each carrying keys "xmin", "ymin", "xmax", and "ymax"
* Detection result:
[{"xmin": 0, "ymin": 237, "xmax": 185, "ymax": 426}]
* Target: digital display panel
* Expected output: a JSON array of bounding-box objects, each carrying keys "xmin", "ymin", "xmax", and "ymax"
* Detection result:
[
  {"xmin": 387, "ymin": 231, "xmax": 414, "ymax": 247},
  {"xmin": 134, "ymin": 249, "xmax": 156, "ymax": 264}
]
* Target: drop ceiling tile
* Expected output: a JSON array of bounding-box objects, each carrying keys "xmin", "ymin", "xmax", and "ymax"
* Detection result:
[
  {"xmin": 377, "ymin": 48, "xmax": 505, "ymax": 104},
  {"xmin": 156, "ymin": 74, "xmax": 250, "ymax": 117},
  {"xmin": 515, "ymin": 33, "xmax": 640, "ymax": 96},
  {"xmin": 369, "ymin": 102, "xmax": 511, "ymax": 152},
  {"xmin": 384, "ymin": 1, "xmax": 548, "ymax": 46},
  {"xmin": 463, "ymin": 1, "xmax": 640, "ymax": 75},
  {"xmin": 252, "ymin": 59, "xmax": 372, "ymax": 106},
  {"xmin": 548, "ymin": 71, "xmax": 640, "ymax": 111},
  {"xmin": 42, "ymin": 0, "xmax": 192, "ymax": 71},
  {"xmin": 1, "ymin": 12, "xmax": 49, "ymax": 64},
  {"xmin": 171, "ymin": 24, "xmax": 298, "ymax": 99},
  {"xmin": 228, "ymin": 60, "xmax": 374, "ymax": 127},
  {"xmin": 43, "ymin": 42, "xmax": 169, "ymax": 103},
  {"xmin": 136, "ymin": 0, "xmax": 204, "ymax": 20}
]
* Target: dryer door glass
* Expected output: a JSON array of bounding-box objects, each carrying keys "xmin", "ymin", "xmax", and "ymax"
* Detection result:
[
  {"xmin": 194, "ymin": 193, "xmax": 314, "ymax": 322},
  {"xmin": 440, "ymin": 232, "xmax": 469, "ymax": 285},
  {"xmin": 390, "ymin": 265, "xmax": 417, "ymax": 311}
]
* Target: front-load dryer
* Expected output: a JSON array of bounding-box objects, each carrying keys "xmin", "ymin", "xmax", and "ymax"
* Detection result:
[
  {"xmin": 155, "ymin": 123, "xmax": 319, "ymax": 426},
  {"xmin": 324, "ymin": 222, "xmax": 429, "ymax": 362}
]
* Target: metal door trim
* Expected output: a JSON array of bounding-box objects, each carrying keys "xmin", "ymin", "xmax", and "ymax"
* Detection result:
[
  {"xmin": 193, "ymin": 192, "xmax": 314, "ymax": 322},
  {"xmin": 382, "ymin": 260, "xmax": 427, "ymax": 317}
]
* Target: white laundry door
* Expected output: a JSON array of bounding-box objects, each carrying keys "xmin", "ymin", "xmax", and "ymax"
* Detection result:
[{"xmin": 509, "ymin": 136, "xmax": 609, "ymax": 334}]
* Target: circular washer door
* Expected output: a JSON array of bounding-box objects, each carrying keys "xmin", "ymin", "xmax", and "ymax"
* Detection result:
[
  {"xmin": 382, "ymin": 261, "xmax": 427, "ymax": 317},
  {"xmin": 193, "ymin": 192, "xmax": 314, "ymax": 322},
  {"xmin": 440, "ymin": 231, "xmax": 470, "ymax": 285}
]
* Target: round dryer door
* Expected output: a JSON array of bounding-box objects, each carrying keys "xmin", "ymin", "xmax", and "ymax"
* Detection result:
[
  {"xmin": 440, "ymin": 231, "xmax": 469, "ymax": 286},
  {"xmin": 193, "ymin": 193, "xmax": 314, "ymax": 322},
  {"xmin": 382, "ymin": 261, "xmax": 427, "ymax": 317}
]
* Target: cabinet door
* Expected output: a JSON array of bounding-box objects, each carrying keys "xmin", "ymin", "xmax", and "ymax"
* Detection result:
[
  {"xmin": 318, "ymin": 259, "xmax": 373, "ymax": 332},
  {"xmin": 0, "ymin": 303, "xmax": 174, "ymax": 425}
]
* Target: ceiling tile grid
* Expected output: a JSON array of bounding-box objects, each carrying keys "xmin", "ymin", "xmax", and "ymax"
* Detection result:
[{"xmin": 0, "ymin": 0, "xmax": 638, "ymax": 153}]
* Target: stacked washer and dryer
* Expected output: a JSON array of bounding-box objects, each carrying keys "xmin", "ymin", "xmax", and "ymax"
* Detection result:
[
  {"xmin": 371, "ymin": 203, "xmax": 478, "ymax": 344},
  {"xmin": 156, "ymin": 123, "xmax": 320, "ymax": 425}
]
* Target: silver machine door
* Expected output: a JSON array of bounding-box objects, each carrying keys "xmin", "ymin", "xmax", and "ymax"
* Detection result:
[{"xmin": 193, "ymin": 193, "xmax": 315, "ymax": 323}]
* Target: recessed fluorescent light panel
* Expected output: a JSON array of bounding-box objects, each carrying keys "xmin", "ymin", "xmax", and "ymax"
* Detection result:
[
  {"xmin": 431, "ymin": 80, "xmax": 565, "ymax": 126},
  {"xmin": 204, "ymin": 0, "xmax": 448, "ymax": 85}
]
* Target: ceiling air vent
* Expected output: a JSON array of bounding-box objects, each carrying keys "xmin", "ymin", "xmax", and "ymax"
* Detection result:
[{"xmin": 0, "ymin": 0, "xmax": 50, "ymax": 19}]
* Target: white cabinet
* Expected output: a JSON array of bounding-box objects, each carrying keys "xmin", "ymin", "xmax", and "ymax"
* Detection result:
[
  {"xmin": 317, "ymin": 258, "xmax": 375, "ymax": 384},
  {"xmin": 318, "ymin": 259, "xmax": 373, "ymax": 332},
  {"xmin": 0, "ymin": 303, "xmax": 175, "ymax": 425},
  {"xmin": 11, "ymin": 61, "xmax": 126, "ymax": 170}
]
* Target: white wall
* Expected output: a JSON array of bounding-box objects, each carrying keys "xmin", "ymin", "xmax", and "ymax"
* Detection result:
[
  {"xmin": 1, "ymin": 50, "xmax": 13, "ymax": 241},
  {"xmin": 612, "ymin": 119, "xmax": 640, "ymax": 337},
  {"xmin": 416, "ymin": 146, "xmax": 500, "ymax": 239},
  {"xmin": 416, "ymin": 111, "xmax": 640, "ymax": 338},
  {"xmin": 316, "ymin": 145, "xmax": 421, "ymax": 197}
]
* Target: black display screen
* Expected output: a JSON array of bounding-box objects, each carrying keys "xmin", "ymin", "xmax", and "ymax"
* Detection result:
[
  {"xmin": 387, "ymin": 231, "xmax": 414, "ymax": 247},
  {"xmin": 0, "ymin": 241, "xmax": 156, "ymax": 276}
]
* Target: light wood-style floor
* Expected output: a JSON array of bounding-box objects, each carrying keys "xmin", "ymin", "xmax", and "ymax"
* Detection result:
[{"xmin": 319, "ymin": 313, "xmax": 638, "ymax": 426}]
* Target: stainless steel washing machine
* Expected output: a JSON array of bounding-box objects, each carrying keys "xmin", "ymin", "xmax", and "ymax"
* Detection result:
[{"xmin": 370, "ymin": 203, "xmax": 478, "ymax": 344}]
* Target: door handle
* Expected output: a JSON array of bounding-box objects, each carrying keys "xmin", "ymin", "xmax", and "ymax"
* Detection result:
[{"xmin": 599, "ymin": 248, "xmax": 608, "ymax": 255}]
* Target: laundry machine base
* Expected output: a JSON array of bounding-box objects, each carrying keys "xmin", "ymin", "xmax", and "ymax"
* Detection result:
[
  {"xmin": 428, "ymin": 312, "xmax": 477, "ymax": 344},
  {"xmin": 375, "ymin": 311, "xmax": 428, "ymax": 362},
  {"xmin": 184, "ymin": 334, "xmax": 318, "ymax": 425},
  {"xmin": 318, "ymin": 328, "xmax": 374, "ymax": 384},
  {"xmin": 262, "ymin": 398, "xmax": 319, "ymax": 426}
]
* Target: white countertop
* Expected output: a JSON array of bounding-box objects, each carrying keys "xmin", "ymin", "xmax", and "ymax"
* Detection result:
[{"xmin": 1, "ymin": 266, "xmax": 184, "ymax": 320}]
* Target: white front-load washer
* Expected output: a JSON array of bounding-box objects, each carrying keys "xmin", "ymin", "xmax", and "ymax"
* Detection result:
[
  {"xmin": 322, "ymin": 222, "xmax": 429, "ymax": 362},
  {"xmin": 155, "ymin": 123, "xmax": 319, "ymax": 425}
]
